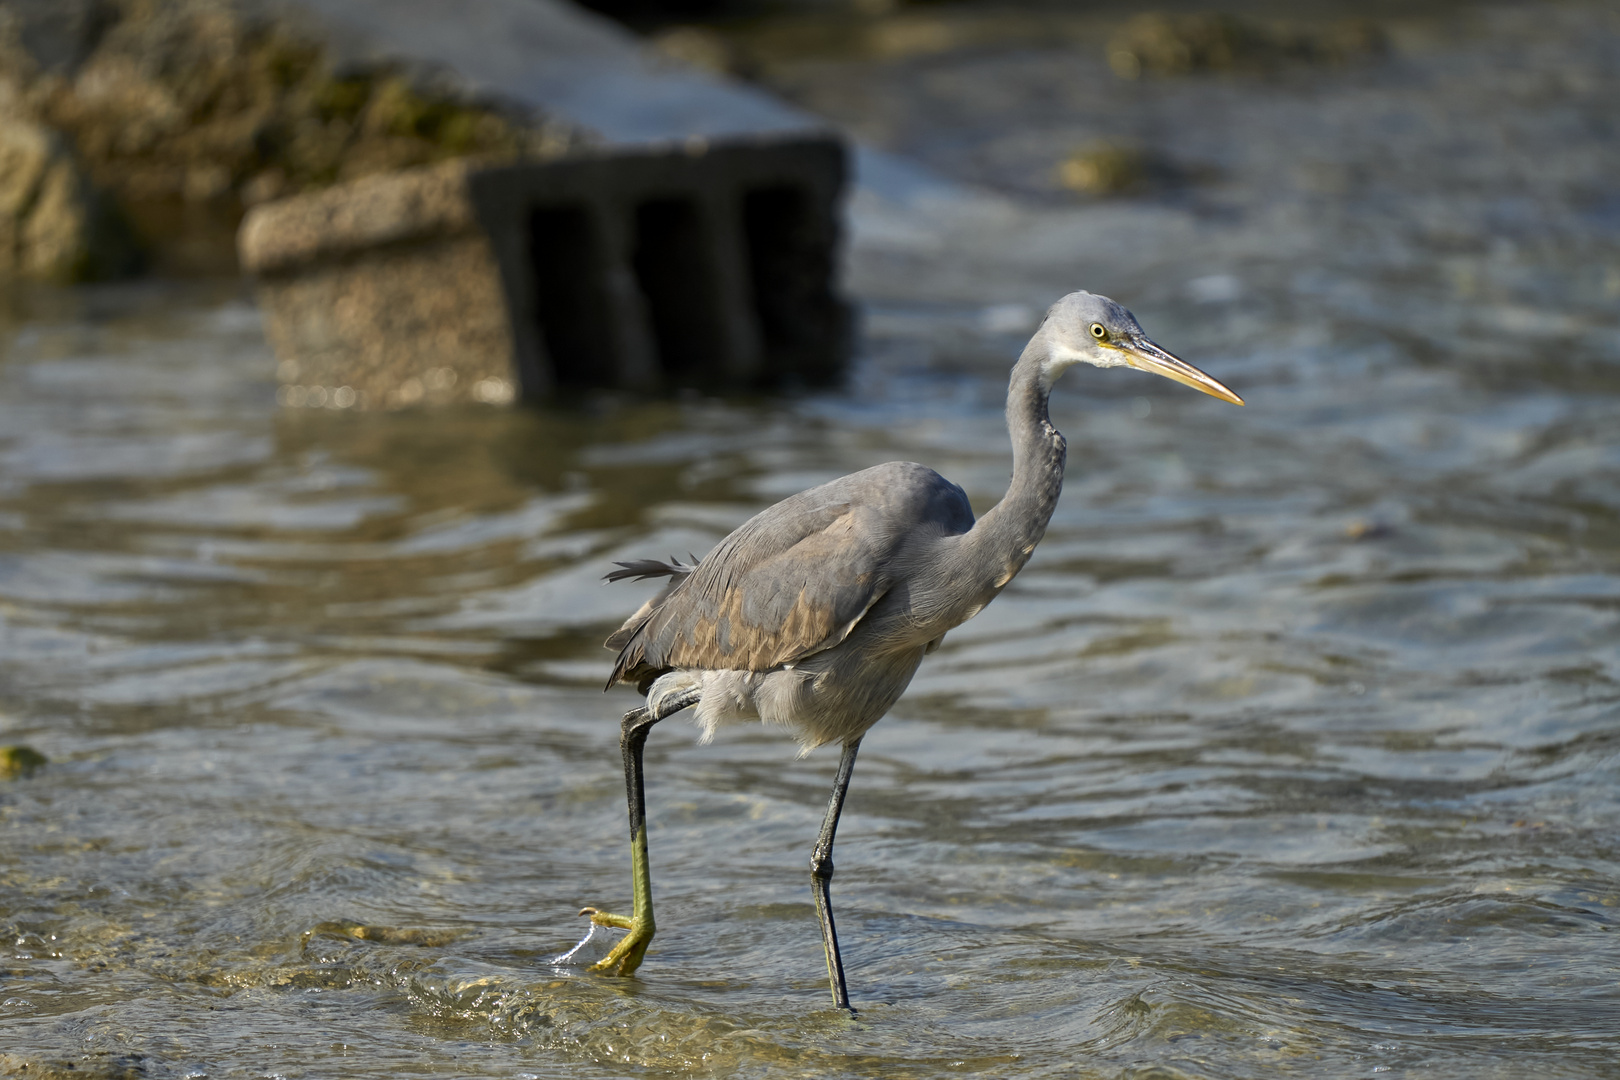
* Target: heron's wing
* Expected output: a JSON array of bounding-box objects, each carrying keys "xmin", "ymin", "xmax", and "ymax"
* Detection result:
[
  {"xmin": 606, "ymin": 462, "xmax": 973, "ymax": 687},
  {"xmin": 603, "ymin": 558, "xmax": 695, "ymax": 658}
]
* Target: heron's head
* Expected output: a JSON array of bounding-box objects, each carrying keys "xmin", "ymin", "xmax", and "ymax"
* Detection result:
[{"xmin": 1038, "ymin": 290, "xmax": 1244, "ymax": 405}]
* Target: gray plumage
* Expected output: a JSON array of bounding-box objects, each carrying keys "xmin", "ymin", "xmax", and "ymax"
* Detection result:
[
  {"xmin": 585, "ymin": 290, "xmax": 1242, "ymax": 1009},
  {"xmin": 605, "ymin": 291, "xmax": 1242, "ymax": 751}
]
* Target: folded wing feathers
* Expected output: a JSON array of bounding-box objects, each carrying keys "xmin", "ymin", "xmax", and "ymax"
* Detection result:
[
  {"xmin": 602, "ymin": 501, "xmax": 884, "ymax": 688},
  {"xmin": 600, "ymin": 462, "xmax": 974, "ymax": 693}
]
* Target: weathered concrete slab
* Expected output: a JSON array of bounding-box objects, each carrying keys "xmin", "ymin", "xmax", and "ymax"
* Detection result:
[
  {"xmin": 232, "ymin": 0, "xmax": 853, "ymax": 405},
  {"xmin": 240, "ymin": 133, "xmax": 848, "ymax": 406}
]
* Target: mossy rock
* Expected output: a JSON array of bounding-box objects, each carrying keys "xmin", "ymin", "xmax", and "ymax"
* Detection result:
[
  {"xmin": 1, "ymin": 0, "xmax": 587, "ymax": 274},
  {"xmin": 1058, "ymin": 141, "xmax": 1148, "ymax": 196},
  {"xmin": 1107, "ymin": 13, "xmax": 1386, "ymax": 79},
  {"xmin": 0, "ymin": 745, "xmax": 48, "ymax": 780}
]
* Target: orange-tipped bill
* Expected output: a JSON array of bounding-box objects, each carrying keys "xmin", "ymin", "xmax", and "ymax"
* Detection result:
[{"xmin": 1122, "ymin": 337, "xmax": 1245, "ymax": 405}]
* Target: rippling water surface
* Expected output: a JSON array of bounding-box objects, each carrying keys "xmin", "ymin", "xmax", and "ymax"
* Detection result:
[{"xmin": 3, "ymin": 5, "xmax": 1619, "ymax": 1078}]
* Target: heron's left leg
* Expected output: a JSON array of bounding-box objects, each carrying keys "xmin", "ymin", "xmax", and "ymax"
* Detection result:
[
  {"xmin": 578, "ymin": 687, "xmax": 700, "ymax": 976},
  {"xmin": 810, "ymin": 736, "xmax": 862, "ymax": 1012}
]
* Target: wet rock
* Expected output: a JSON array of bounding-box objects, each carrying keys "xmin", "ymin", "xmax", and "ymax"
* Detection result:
[
  {"xmin": 1055, "ymin": 139, "xmax": 1197, "ymax": 199},
  {"xmin": 319, "ymin": 921, "xmax": 465, "ymax": 946},
  {"xmin": 0, "ymin": 1053, "xmax": 146, "ymax": 1080},
  {"xmin": 0, "ymin": 744, "xmax": 48, "ymax": 779},
  {"xmin": 0, "ymin": 116, "xmax": 138, "ymax": 282},
  {"xmin": 1345, "ymin": 519, "xmax": 1395, "ymax": 542},
  {"xmin": 1057, "ymin": 140, "xmax": 1149, "ymax": 197},
  {"xmin": 1107, "ymin": 13, "xmax": 1386, "ymax": 79}
]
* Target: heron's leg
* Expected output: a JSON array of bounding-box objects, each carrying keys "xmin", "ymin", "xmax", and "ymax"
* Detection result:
[
  {"xmin": 810, "ymin": 736, "xmax": 862, "ymax": 1012},
  {"xmin": 579, "ymin": 687, "xmax": 700, "ymax": 976}
]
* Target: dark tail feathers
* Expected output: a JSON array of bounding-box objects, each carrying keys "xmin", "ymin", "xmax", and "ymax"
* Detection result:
[{"xmin": 603, "ymin": 556, "xmax": 697, "ymax": 584}]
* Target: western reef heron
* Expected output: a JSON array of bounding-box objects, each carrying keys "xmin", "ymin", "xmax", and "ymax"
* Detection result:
[{"xmin": 576, "ymin": 290, "xmax": 1243, "ymax": 1011}]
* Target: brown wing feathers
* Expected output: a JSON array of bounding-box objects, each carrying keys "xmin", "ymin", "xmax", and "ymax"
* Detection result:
[
  {"xmin": 604, "ymin": 502, "xmax": 891, "ymax": 689},
  {"xmin": 603, "ymin": 461, "xmax": 977, "ymax": 693}
]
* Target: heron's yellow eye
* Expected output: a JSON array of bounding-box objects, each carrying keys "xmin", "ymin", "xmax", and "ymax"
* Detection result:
[{"xmin": 1090, "ymin": 323, "xmax": 1107, "ymax": 340}]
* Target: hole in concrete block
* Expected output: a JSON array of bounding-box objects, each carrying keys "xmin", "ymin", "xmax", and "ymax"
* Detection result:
[
  {"xmin": 631, "ymin": 198, "xmax": 726, "ymax": 380},
  {"xmin": 529, "ymin": 205, "xmax": 615, "ymax": 388},
  {"xmin": 742, "ymin": 185, "xmax": 844, "ymax": 383}
]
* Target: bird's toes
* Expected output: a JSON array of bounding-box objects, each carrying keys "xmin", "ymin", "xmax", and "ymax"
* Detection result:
[{"xmin": 578, "ymin": 907, "xmax": 635, "ymax": 930}]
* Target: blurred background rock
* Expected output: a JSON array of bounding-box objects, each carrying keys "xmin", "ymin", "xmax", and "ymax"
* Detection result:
[{"xmin": 0, "ymin": 0, "xmax": 586, "ymax": 279}]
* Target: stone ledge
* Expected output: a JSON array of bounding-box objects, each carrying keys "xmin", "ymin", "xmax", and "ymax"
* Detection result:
[{"xmin": 238, "ymin": 158, "xmax": 481, "ymax": 277}]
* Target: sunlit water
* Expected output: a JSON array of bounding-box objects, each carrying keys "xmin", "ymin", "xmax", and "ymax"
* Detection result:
[{"xmin": 3, "ymin": 5, "xmax": 1619, "ymax": 1078}]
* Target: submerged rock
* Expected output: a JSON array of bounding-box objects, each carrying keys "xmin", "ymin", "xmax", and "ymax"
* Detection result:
[
  {"xmin": 1107, "ymin": 13, "xmax": 1386, "ymax": 79},
  {"xmin": 0, "ymin": 1052, "xmax": 146, "ymax": 1079},
  {"xmin": 1057, "ymin": 140, "xmax": 1149, "ymax": 197},
  {"xmin": 0, "ymin": 744, "xmax": 48, "ymax": 779}
]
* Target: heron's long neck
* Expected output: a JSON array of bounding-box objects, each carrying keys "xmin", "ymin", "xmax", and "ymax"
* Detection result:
[{"xmin": 958, "ymin": 340, "xmax": 1066, "ymax": 589}]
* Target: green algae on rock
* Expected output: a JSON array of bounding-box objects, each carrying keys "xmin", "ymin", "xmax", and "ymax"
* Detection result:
[
  {"xmin": 0, "ymin": 745, "xmax": 47, "ymax": 780},
  {"xmin": 1106, "ymin": 12, "xmax": 1387, "ymax": 79}
]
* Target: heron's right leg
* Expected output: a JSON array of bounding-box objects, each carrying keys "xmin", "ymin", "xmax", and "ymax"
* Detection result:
[
  {"xmin": 578, "ymin": 687, "xmax": 700, "ymax": 977},
  {"xmin": 810, "ymin": 737, "xmax": 862, "ymax": 1013}
]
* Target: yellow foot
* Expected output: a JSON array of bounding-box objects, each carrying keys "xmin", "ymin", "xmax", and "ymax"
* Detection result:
[
  {"xmin": 577, "ymin": 907, "xmax": 654, "ymax": 975},
  {"xmin": 577, "ymin": 906, "xmax": 632, "ymax": 930}
]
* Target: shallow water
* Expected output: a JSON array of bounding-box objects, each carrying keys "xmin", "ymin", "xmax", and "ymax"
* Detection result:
[{"xmin": 3, "ymin": 4, "xmax": 1620, "ymax": 1078}]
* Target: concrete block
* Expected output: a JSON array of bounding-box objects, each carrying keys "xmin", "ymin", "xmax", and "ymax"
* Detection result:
[
  {"xmin": 472, "ymin": 134, "xmax": 848, "ymax": 395},
  {"xmin": 223, "ymin": 0, "xmax": 856, "ymax": 406},
  {"xmin": 240, "ymin": 133, "xmax": 848, "ymax": 406}
]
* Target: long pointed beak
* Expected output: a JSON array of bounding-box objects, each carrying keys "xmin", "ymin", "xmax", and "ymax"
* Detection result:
[{"xmin": 1121, "ymin": 337, "xmax": 1245, "ymax": 405}]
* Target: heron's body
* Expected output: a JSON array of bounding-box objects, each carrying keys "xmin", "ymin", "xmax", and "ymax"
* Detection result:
[
  {"xmin": 576, "ymin": 291, "xmax": 1242, "ymax": 1010},
  {"xmin": 609, "ymin": 462, "xmax": 977, "ymax": 748}
]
